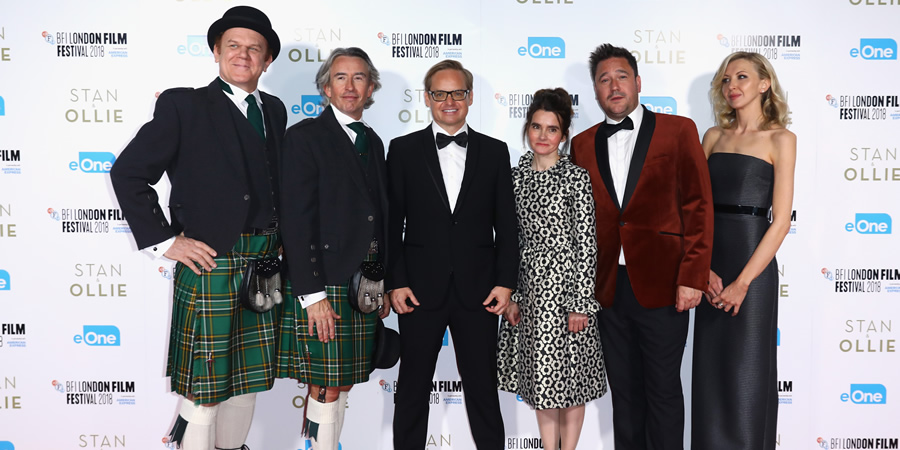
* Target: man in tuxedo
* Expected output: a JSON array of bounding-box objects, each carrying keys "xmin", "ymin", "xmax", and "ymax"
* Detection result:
[
  {"xmin": 387, "ymin": 59, "xmax": 518, "ymax": 450},
  {"xmin": 277, "ymin": 47, "xmax": 390, "ymax": 450},
  {"xmin": 571, "ymin": 43, "xmax": 714, "ymax": 450},
  {"xmin": 110, "ymin": 6, "xmax": 285, "ymax": 450}
]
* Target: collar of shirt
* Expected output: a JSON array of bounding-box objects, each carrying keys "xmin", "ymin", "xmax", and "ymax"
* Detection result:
[
  {"xmin": 330, "ymin": 104, "xmax": 369, "ymax": 143},
  {"xmin": 220, "ymin": 79, "xmax": 263, "ymax": 119},
  {"xmin": 430, "ymin": 122, "xmax": 469, "ymax": 150}
]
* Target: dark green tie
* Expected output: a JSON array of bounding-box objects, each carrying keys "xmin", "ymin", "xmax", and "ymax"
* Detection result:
[
  {"xmin": 346, "ymin": 122, "xmax": 369, "ymax": 165},
  {"xmin": 245, "ymin": 94, "xmax": 265, "ymax": 139}
]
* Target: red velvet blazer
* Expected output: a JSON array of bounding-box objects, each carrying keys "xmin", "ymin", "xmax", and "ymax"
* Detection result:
[{"xmin": 571, "ymin": 108, "xmax": 713, "ymax": 309}]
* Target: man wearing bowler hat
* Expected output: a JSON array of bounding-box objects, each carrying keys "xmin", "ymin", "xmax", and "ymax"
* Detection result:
[{"xmin": 110, "ymin": 6, "xmax": 285, "ymax": 449}]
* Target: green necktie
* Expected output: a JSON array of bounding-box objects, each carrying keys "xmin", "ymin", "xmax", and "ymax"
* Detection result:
[
  {"xmin": 346, "ymin": 121, "xmax": 369, "ymax": 165},
  {"xmin": 245, "ymin": 94, "xmax": 265, "ymax": 140}
]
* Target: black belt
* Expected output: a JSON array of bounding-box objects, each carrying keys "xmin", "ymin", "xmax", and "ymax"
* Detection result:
[
  {"xmin": 714, "ymin": 204, "xmax": 769, "ymax": 217},
  {"xmin": 245, "ymin": 220, "xmax": 279, "ymax": 236}
]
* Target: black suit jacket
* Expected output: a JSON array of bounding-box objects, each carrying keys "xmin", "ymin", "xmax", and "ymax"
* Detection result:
[
  {"xmin": 280, "ymin": 106, "xmax": 389, "ymax": 294},
  {"xmin": 386, "ymin": 125, "xmax": 518, "ymax": 310},
  {"xmin": 111, "ymin": 79, "xmax": 287, "ymax": 255}
]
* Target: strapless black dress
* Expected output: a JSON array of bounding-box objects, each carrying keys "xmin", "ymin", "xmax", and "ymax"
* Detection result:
[{"xmin": 691, "ymin": 153, "xmax": 778, "ymax": 450}]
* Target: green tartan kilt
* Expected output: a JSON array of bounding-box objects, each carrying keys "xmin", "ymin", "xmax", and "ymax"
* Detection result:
[
  {"xmin": 168, "ymin": 233, "xmax": 282, "ymax": 404},
  {"xmin": 276, "ymin": 254, "xmax": 378, "ymax": 386}
]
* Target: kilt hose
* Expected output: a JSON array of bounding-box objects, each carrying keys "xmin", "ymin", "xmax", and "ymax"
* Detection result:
[
  {"xmin": 276, "ymin": 253, "xmax": 378, "ymax": 386},
  {"xmin": 168, "ymin": 233, "xmax": 282, "ymax": 404}
]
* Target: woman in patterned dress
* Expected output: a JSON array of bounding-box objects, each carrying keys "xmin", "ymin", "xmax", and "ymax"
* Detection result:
[{"xmin": 497, "ymin": 88, "xmax": 607, "ymax": 450}]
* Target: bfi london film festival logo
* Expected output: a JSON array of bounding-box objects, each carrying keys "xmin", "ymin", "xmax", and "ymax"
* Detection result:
[
  {"xmin": 66, "ymin": 88, "xmax": 123, "ymax": 124},
  {"xmin": 49, "ymin": 207, "xmax": 131, "ymax": 234},
  {"xmin": 849, "ymin": 38, "xmax": 897, "ymax": 60},
  {"xmin": 51, "ymin": 379, "xmax": 136, "ymax": 406},
  {"xmin": 817, "ymin": 436, "xmax": 899, "ymax": 449},
  {"xmin": 841, "ymin": 319, "xmax": 895, "ymax": 354},
  {"xmin": 632, "ymin": 29, "xmax": 686, "ymax": 65},
  {"xmin": 517, "ymin": 37, "xmax": 566, "ymax": 59},
  {"xmin": 1, "ymin": 376, "xmax": 22, "ymax": 410},
  {"xmin": 826, "ymin": 93, "xmax": 900, "ymax": 121},
  {"xmin": 288, "ymin": 27, "xmax": 343, "ymax": 63},
  {"xmin": 495, "ymin": 91, "xmax": 580, "ymax": 119},
  {"xmin": 431, "ymin": 380, "xmax": 464, "ymax": 405},
  {"xmin": 42, "ymin": 30, "xmax": 128, "ymax": 58},
  {"xmin": 778, "ymin": 380, "xmax": 793, "ymax": 405},
  {"xmin": 378, "ymin": 31, "xmax": 464, "ymax": 59},
  {"xmin": 840, "ymin": 383, "xmax": 887, "ymax": 405},
  {"xmin": 843, "ymin": 145, "xmax": 900, "ymax": 182},
  {"xmin": 73, "ymin": 325, "xmax": 121, "ymax": 347},
  {"xmin": 290, "ymin": 94, "xmax": 324, "ymax": 118},
  {"xmin": 716, "ymin": 33, "xmax": 801, "ymax": 60},
  {"xmin": 1, "ymin": 148, "xmax": 21, "ymax": 175},
  {"xmin": 1, "ymin": 323, "xmax": 26, "ymax": 349},
  {"xmin": 822, "ymin": 267, "xmax": 900, "ymax": 294},
  {"xmin": 70, "ymin": 263, "xmax": 127, "ymax": 299},
  {"xmin": 846, "ymin": 213, "xmax": 892, "ymax": 234}
]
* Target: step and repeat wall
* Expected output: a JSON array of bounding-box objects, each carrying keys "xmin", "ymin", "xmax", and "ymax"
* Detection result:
[{"xmin": 1, "ymin": 0, "xmax": 899, "ymax": 449}]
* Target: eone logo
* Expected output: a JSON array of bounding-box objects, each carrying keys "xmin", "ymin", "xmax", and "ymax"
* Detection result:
[
  {"xmin": 73, "ymin": 325, "xmax": 121, "ymax": 346},
  {"xmin": 291, "ymin": 95, "xmax": 324, "ymax": 117},
  {"xmin": 518, "ymin": 37, "xmax": 566, "ymax": 59},
  {"xmin": 303, "ymin": 441, "xmax": 341, "ymax": 450},
  {"xmin": 845, "ymin": 213, "xmax": 892, "ymax": 234},
  {"xmin": 0, "ymin": 269, "xmax": 9, "ymax": 290},
  {"xmin": 850, "ymin": 38, "xmax": 897, "ymax": 60},
  {"xmin": 641, "ymin": 96, "xmax": 677, "ymax": 115},
  {"xmin": 70, "ymin": 152, "xmax": 116, "ymax": 173},
  {"xmin": 840, "ymin": 383, "xmax": 886, "ymax": 404},
  {"xmin": 177, "ymin": 35, "xmax": 213, "ymax": 57}
]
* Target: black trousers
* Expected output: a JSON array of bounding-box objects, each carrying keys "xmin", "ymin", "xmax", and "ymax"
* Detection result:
[
  {"xmin": 600, "ymin": 266, "xmax": 690, "ymax": 450},
  {"xmin": 392, "ymin": 282, "xmax": 504, "ymax": 450}
]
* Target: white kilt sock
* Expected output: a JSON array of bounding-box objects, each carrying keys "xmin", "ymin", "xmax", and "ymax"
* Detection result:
[{"xmin": 215, "ymin": 392, "xmax": 256, "ymax": 449}]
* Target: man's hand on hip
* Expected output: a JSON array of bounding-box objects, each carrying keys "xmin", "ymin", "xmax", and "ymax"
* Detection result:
[{"xmin": 163, "ymin": 235, "xmax": 217, "ymax": 275}]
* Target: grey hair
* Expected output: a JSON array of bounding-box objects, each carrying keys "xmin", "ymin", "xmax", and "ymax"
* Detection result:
[{"xmin": 315, "ymin": 47, "xmax": 381, "ymax": 109}]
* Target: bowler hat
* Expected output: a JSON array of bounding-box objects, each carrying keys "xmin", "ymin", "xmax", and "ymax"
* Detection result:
[
  {"xmin": 372, "ymin": 318, "xmax": 401, "ymax": 370},
  {"xmin": 207, "ymin": 5, "xmax": 281, "ymax": 61}
]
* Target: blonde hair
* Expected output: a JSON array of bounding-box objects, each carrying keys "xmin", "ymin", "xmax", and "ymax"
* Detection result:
[{"xmin": 710, "ymin": 52, "xmax": 790, "ymax": 130}]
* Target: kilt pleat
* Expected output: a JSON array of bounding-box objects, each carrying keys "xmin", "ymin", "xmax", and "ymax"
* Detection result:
[
  {"xmin": 167, "ymin": 233, "xmax": 282, "ymax": 404},
  {"xmin": 276, "ymin": 254, "xmax": 378, "ymax": 386}
]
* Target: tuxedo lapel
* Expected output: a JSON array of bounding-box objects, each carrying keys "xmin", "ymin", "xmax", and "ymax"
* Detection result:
[
  {"xmin": 206, "ymin": 79, "xmax": 248, "ymax": 187},
  {"xmin": 322, "ymin": 106, "xmax": 369, "ymax": 197},
  {"xmin": 420, "ymin": 128, "xmax": 452, "ymax": 213},
  {"xmin": 453, "ymin": 127, "xmax": 481, "ymax": 216},
  {"xmin": 262, "ymin": 93, "xmax": 283, "ymax": 164},
  {"xmin": 593, "ymin": 125, "xmax": 621, "ymax": 211},
  {"xmin": 621, "ymin": 106, "xmax": 655, "ymax": 212}
]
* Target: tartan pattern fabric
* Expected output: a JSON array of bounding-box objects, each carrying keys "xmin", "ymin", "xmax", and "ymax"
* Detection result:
[
  {"xmin": 276, "ymin": 253, "xmax": 378, "ymax": 386},
  {"xmin": 168, "ymin": 233, "xmax": 282, "ymax": 404}
]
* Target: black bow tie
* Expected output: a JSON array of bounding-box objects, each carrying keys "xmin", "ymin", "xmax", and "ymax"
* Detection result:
[
  {"xmin": 436, "ymin": 132, "xmax": 468, "ymax": 149},
  {"xmin": 603, "ymin": 117, "xmax": 634, "ymax": 138}
]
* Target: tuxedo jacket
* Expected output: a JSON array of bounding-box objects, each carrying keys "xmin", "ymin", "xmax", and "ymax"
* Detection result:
[
  {"xmin": 386, "ymin": 125, "xmax": 518, "ymax": 309},
  {"xmin": 111, "ymin": 78, "xmax": 287, "ymax": 255},
  {"xmin": 279, "ymin": 106, "xmax": 389, "ymax": 294},
  {"xmin": 571, "ymin": 107, "xmax": 713, "ymax": 309}
]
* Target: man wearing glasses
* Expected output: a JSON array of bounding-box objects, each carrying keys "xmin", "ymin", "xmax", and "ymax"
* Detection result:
[{"xmin": 386, "ymin": 59, "xmax": 518, "ymax": 449}]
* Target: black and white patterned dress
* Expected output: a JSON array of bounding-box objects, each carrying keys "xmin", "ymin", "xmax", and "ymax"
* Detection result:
[{"xmin": 497, "ymin": 151, "xmax": 607, "ymax": 410}]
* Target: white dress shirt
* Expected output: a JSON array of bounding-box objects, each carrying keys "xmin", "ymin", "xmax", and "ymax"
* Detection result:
[
  {"xmin": 607, "ymin": 105, "xmax": 645, "ymax": 265},
  {"xmin": 432, "ymin": 122, "xmax": 469, "ymax": 212},
  {"xmin": 142, "ymin": 78, "xmax": 266, "ymax": 260}
]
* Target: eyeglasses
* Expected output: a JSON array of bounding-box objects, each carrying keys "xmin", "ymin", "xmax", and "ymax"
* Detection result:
[{"xmin": 427, "ymin": 89, "xmax": 470, "ymax": 101}]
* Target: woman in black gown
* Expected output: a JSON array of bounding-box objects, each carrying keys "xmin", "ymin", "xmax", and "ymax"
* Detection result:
[{"xmin": 691, "ymin": 52, "xmax": 796, "ymax": 450}]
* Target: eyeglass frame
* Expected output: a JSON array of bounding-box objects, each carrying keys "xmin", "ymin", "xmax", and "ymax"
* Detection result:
[{"xmin": 427, "ymin": 89, "xmax": 470, "ymax": 102}]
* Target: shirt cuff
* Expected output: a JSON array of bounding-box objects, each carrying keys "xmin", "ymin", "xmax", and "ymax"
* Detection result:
[
  {"xmin": 142, "ymin": 236, "xmax": 176, "ymax": 260},
  {"xmin": 298, "ymin": 291, "xmax": 327, "ymax": 309}
]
